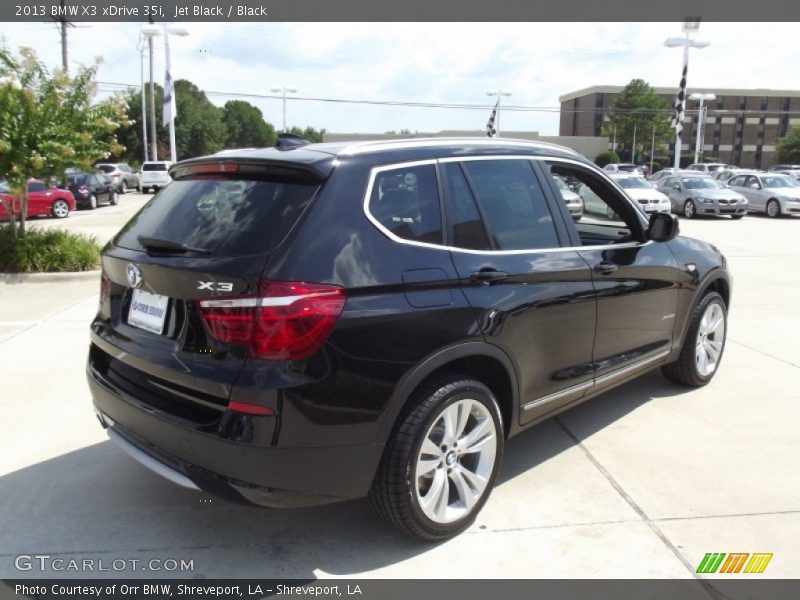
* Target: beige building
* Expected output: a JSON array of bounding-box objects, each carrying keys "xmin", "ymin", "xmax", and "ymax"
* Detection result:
[
  {"xmin": 323, "ymin": 130, "xmax": 609, "ymax": 161},
  {"xmin": 559, "ymin": 85, "xmax": 800, "ymax": 169}
]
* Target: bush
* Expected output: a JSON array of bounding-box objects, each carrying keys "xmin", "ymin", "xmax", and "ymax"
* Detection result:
[
  {"xmin": 595, "ymin": 151, "xmax": 620, "ymax": 168},
  {"xmin": 0, "ymin": 225, "xmax": 100, "ymax": 272}
]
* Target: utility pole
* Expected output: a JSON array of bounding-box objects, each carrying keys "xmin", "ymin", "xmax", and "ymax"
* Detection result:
[{"xmin": 50, "ymin": 0, "xmax": 73, "ymax": 73}]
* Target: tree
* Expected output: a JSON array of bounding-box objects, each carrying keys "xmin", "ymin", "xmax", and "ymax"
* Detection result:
[
  {"xmin": 113, "ymin": 83, "xmax": 167, "ymax": 166},
  {"xmin": 776, "ymin": 126, "xmax": 800, "ymax": 164},
  {"xmin": 289, "ymin": 125, "xmax": 326, "ymax": 143},
  {"xmin": 0, "ymin": 47, "xmax": 129, "ymax": 235},
  {"xmin": 595, "ymin": 151, "xmax": 620, "ymax": 168},
  {"xmin": 173, "ymin": 79, "xmax": 226, "ymax": 160},
  {"xmin": 222, "ymin": 100, "xmax": 276, "ymax": 148},
  {"xmin": 603, "ymin": 79, "xmax": 672, "ymax": 163}
]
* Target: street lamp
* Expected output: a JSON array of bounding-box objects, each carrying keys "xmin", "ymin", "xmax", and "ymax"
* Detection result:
[
  {"xmin": 271, "ymin": 86, "xmax": 297, "ymax": 133},
  {"xmin": 689, "ymin": 92, "xmax": 717, "ymax": 164},
  {"xmin": 664, "ymin": 20, "xmax": 709, "ymax": 172},
  {"xmin": 486, "ymin": 90, "xmax": 512, "ymax": 137},
  {"xmin": 140, "ymin": 24, "xmax": 161, "ymax": 162}
]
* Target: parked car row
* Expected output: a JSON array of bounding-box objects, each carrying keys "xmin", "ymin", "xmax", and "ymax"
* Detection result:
[
  {"xmin": 0, "ymin": 178, "xmax": 76, "ymax": 220},
  {"xmin": 94, "ymin": 161, "xmax": 173, "ymax": 194}
]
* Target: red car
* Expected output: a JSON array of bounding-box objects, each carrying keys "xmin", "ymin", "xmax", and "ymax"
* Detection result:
[{"xmin": 0, "ymin": 178, "xmax": 76, "ymax": 219}]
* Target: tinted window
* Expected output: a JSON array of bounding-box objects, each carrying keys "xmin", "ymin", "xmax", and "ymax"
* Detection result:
[
  {"xmin": 27, "ymin": 181, "xmax": 47, "ymax": 193},
  {"xmin": 462, "ymin": 159, "xmax": 558, "ymax": 251},
  {"xmin": 369, "ymin": 164, "xmax": 442, "ymax": 245},
  {"xmin": 68, "ymin": 174, "xmax": 90, "ymax": 186},
  {"xmin": 142, "ymin": 163, "xmax": 169, "ymax": 172},
  {"xmin": 97, "ymin": 165, "xmax": 115, "ymax": 173},
  {"xmin": 115, "ymin": 177, "xmax": 318, "ymax": 257},
  {"xmin": 442, "ymin": 164, "xmax": 490, "ymax": 251}
]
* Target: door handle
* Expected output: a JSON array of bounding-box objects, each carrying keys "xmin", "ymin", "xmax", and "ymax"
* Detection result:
[
  {"xmin": 469, "ymin": 268, "xmax": 509, "ymax": 284},
  {"xmin": 593, "ymin": 261, "xmax": 619, "ymax": 275}
]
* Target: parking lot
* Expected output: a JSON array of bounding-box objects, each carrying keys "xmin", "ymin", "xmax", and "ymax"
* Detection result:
[{"xmin": 0, "ymin": 199, "xmax": 798, "ymax": 581}]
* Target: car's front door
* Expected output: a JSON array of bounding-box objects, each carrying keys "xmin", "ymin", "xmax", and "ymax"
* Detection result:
[
  {"xmin": 25, "ymin": 181, "xmax": 50, "ymax": 216},
  {"xmin": 543, "ymin": 159, "xmax": 680, "ymax": 395},
  {"xmin": 440, "ymin": 158, "xmax": 598, "ymax": 425},
  {"xmin": 745, "ymin": 175, "xmax": 768, "ymax": 211}
]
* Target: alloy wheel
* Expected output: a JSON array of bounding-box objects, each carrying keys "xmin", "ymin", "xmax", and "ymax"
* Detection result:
[
  {"xmin": 414, "ymin": 399, "xmax": 497, "ymax": 524},
  {"xmin": 695, "ymin": 302, "xmax": 725, "ymax": 377},
  {"xmin": 767, "ymin": 200, "xmax": 780, "ymax": 218},
  {"xmin": 52, "ymin": 200, "xmax": 69, "ymax": 218}
]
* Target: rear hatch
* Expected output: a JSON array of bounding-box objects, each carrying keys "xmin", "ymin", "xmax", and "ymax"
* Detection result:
[{"xmin": 90, "ymin": 162, "xmax": 328, "ymax": 425}]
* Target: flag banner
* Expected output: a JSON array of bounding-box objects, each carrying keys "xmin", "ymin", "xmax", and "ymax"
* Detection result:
[
  {"xmin": 670, "ymin": 61, "xmax": 688, "ymax": 135},
  {"xmin": 163, "ymin": 35, "xmax": 176, "ymax": 127},
  {"xmin": 485, "ymin": 97, "xmax": 500, "ymax": 138}
]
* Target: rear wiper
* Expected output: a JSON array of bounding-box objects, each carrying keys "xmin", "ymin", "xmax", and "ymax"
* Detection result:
[{"xmin": 137, "ymin": 236, "xmax": 210, "ymax": 255}]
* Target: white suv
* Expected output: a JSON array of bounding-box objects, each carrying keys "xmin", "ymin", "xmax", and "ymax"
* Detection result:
[{"xmin": 138, "ymin": 161, "xmax": 172, "ymax": 193}]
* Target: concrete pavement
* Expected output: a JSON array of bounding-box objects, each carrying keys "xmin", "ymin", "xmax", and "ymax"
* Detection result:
[{"xmin": 0, "ymin": 211, "xmax": 798, "ymax": 582}]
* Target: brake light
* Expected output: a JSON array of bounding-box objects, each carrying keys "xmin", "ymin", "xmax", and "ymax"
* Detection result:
[
  {"xmin": 227, "ymin": 400, "xmax": 275, "ymax": 416},
  {"xmin": 197, "ymin": 281, "xmax": 346, "ymax": 360}
]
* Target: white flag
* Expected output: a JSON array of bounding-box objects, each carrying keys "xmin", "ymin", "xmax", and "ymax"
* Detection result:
[{"xmin": 162, "ymin": 34, "xmax": 176, "ymax": 127}]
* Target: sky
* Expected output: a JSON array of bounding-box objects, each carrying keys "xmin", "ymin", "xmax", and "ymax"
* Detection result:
[{"xmin": 0, "ymin": 22, "xmax": 798, "ymax": 137}]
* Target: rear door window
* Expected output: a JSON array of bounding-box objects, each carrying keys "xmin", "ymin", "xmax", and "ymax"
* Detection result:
[
  {"xmin": 143, "ymin": 163, "xmax": 168, "ymax": 172},
  {"xmin": 461, "ymin": 159, "xmax": 558, "ymax": 251},
  {"xmin": 368, "ymin": 164, "xmax": 442, "ymax": 245},
  {"xmin": 441, "ymin": 163, "xmax": 490, "ymax": 251},
  {"xmin": 115, "ymin": 178, "xmax": 319, "ymax": 257}
]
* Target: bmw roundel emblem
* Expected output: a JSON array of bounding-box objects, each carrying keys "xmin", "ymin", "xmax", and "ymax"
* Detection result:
[{"xmin": 126, "ymin": 263, "xmax": 143, "ymax": 289}]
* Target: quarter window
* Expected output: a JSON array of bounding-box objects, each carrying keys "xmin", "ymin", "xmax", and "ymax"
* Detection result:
[
  {"xmin": 369, "ymin": 164, "xmax": 442, "ymax": 245},
  {"xmin": 461, "ymin": 159, "xmax": 558, "ymax": 251}
]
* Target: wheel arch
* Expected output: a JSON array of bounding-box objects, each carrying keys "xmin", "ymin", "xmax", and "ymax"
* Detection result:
[
  {"xmin": 672, "ymin": 269, "xmax": 731, "ymax": 357},
  {"xmin": 376, "ymin": 342, "xmax": 520, "ymax": 444}
]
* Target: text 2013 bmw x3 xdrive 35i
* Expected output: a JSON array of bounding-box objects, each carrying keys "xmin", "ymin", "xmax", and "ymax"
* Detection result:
[{"xmin": 88, "ymin": 138, "xmax": 731, "ymax": 540}]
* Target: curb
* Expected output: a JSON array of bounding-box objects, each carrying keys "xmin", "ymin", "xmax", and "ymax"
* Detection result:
[{"xmin": 0, "ymin": 269, "xmax": 101, "ymax": 285}]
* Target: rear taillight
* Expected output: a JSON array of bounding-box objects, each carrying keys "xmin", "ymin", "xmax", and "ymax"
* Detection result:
[{"xmin": 197, "ymin": 281, "xmax": 346, "ymax": 360}]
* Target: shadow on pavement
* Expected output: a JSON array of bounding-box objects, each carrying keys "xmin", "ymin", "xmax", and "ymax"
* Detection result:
[{"xmin": 0, "ymin": 370, "xmax": 690, "ymax": 579}]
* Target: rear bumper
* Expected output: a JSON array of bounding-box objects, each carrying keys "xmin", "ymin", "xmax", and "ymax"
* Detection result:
[{"xmin": 87, "ymin": 361, "xmax": 384, "ymax": 508}]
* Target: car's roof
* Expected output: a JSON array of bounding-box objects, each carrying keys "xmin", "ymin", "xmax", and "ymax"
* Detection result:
[{"xmin": 204, "ymin": 137, "xmax": 585, "ymax": 163}]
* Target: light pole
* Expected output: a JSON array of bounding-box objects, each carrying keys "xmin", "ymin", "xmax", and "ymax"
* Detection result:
[
  {"xmin": 664, "ymin": 20, "xmax": 709, "ymax": 172},
  {"xmin": 271, "ymin": 86, "xmax": 297, "ymax": 133},
  {"xmin": 137, "ymin": 37, "xmax": 149, "ymax": 163},
  {"xmin": 163, "ymin": 25, "xmax": 189, "ymax": 163},
  {"xmin": 140, "ymin": 24, "xmax": 160, "ymax": 162},
  {"xmin": 689, "ymin": 92, "xmax": 716, "ymax": 164},
  {"xmin": 486, "ymin": 90, "xmax": 512, "ymax": 137}
]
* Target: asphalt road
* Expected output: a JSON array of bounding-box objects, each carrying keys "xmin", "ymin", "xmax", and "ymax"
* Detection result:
[{"xmin": 0, "ymin": 201, "xmax": 798, "ymax": 583}]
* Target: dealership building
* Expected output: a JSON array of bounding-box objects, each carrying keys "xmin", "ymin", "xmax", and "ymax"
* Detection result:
[{"xmin": 559, "ymin": 86, "xmax": 800, "ymax": 169}]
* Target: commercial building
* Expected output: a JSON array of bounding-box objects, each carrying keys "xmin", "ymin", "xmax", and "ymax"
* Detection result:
[{"xmin": 559, "ymin": 86, "xmax": 800, "ymax": 168}]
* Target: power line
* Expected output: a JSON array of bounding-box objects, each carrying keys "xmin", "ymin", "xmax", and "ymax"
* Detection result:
[{"xmin": 95, "ymin": 81, "xmax": 800, "ymax": 118}]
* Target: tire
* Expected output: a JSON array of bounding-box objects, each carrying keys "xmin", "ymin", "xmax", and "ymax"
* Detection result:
[
  {"xmin": 88, "ymin": 194, "xmax": 97, "ymax": 210},
  {"xmin": 766, "ymin": 199, "xmax": 781, "ymax": 218},
  {"xmin": 136, "ymin": 185, "xmax": 142, "ymax": 193},
  {"xmin": 51, "ymin": 199, "xmax": 70, "ymax": 219},
  {"xmin": 662, "ymin": 291, "xmax": 727, "ymax": 387},
  {"xmin": 110, "ymin": 191, "xmax": 118, "ymax": 206},
  {"xmin": 120, "ymin": 181, "xmax": 128, "ymax": 194},
  {"xmin": 370, "ymin": 374, "xmax": 504, "ymax": 541},
  {"xmin": 683, "ymin": 199, "xmax": 696, "ymax": 219}
]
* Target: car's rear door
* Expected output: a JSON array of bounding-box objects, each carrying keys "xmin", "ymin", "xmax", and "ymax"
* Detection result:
[{"xmin": 441, "ymin": 157, "xmax": 597, "ymax": 426}]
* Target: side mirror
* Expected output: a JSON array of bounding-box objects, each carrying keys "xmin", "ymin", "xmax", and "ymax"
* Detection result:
[{"xmin": 647, "ymin": 212, "xmax": 680, "ymax": 242}]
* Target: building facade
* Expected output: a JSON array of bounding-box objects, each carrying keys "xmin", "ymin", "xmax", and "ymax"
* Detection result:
[{"xmin": 559, "ymin": 86, "xmax": 800, "ymax": 169}]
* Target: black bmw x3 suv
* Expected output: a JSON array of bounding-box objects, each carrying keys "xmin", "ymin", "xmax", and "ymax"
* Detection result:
[{"xmin": 88, "ymin": 138, "xmax": 731, "ymax": 540}]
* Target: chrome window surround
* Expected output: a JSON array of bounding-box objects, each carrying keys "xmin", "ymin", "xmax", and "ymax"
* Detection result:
[{"xmin": 362, "ymin": 155, "xmax": 650, "ymax": 256}]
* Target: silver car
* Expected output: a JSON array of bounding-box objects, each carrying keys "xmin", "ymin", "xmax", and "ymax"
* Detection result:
[
  {"xmin": 726, "ymin": 172, "xmax": 800, "ymax": 218},
  {"xmin": 554, "ymin": 176, "xmax": 583, "ymax": 220},
  {"xmin": 609, "ymin": 174, "xmax": 671, "ymax": 214},
  {"xmin": 656, "ymin": 174, "xmax": 747, "ymax": 219}
]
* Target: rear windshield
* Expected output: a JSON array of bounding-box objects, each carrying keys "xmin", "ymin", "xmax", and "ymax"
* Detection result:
[
  {"xmin": 68, "ymin": 174, "xmax": 90, "ymax": 185},
  {"xmin": 114, "ymin": 178, "xmax": 319, "ymax": 257},
  {"xmin": 96, "ymin": 165, "xmax": 115, "ymax": 173},
  {"xmin": 142, "ymin": 163, "xmax": 169, "ymax": 171}
]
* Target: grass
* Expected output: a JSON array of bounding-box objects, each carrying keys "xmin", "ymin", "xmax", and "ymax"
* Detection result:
[{"xmin": 0, "ymin": 225, "xmax": 100, "ymax": 272}]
